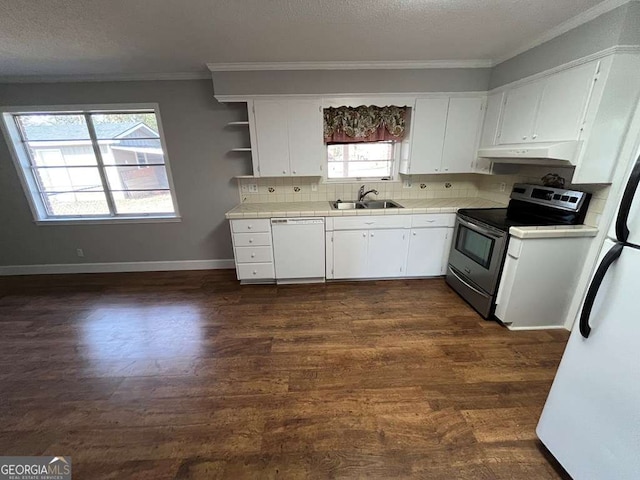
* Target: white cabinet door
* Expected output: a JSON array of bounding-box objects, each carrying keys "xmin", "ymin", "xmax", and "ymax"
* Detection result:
[
  {"xmin": 441, "ymin": 97, "xmax": 484, "ymax": 174},
  {"xmin": 404, "ymin": 98, "xmax": 448, "ymax": 174},
  {"xmin": 479, "ymin": 91, "xmax": 504, "ymax": 147},
  {"xmin": 534, "ymin": 62, "xmax": 598, "ymax": 142},
  {"xmin": 333, "ymin": 230, "xmax": 369, "ymax": 279},
  {"xmin": 288, "ymin": 100, "xmax": 323, "ymax": 176},
  {"xmin": 253, "ymin": 100, "xmax": 290, "ymax": 176},
  {"xmin": 499, "ymin": 81, "xmax": 543, "ymax": 144},
  {"xmin": 367, "ymin": 229, "xmax": 408, "ymax": 278},
  {"xmin": 406, "ymin": 227, "xmax": 450, "ymax": 276}
]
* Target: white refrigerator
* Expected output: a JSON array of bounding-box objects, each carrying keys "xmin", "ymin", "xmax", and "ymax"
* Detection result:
[{"xmin": 536, "ymin": 150, "xmax": 640, "ymax": 479}]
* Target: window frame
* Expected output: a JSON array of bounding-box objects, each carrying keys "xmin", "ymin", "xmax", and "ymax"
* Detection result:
[
  {"xmin": 324, "ymin": 140, "xmax": 401, "ymax": 183},
  {"xmin": 0, "ymin": 103, "xmax": 181, "ymax": 225}
]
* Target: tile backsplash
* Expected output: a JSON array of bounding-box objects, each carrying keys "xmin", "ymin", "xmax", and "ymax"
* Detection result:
[
  {"xmin": 237, "ymin": 165, "xmax": 611, "ymax": 228},
  {"xmin": 237, "ymin": 175, "xmax": 480, "ymax": 203}
]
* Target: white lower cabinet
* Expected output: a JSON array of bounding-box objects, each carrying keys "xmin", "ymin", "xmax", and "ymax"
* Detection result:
[
  {"xmin": 231, "ymin": 214, "xmax": 456, "ymax": 283},
  {"xmin": 230, "ymin": 219, "xmax": 275, "ymax": 282},
  {"xmin": 333, "ymin": 230, "xmax": 369, "ymax": 279},
  {"xmin": 406, "ymin": 227, "xmax": 452, "ymax": 276},
  {"xmin": 332, "ymin": 228, "xmax": 408, "ymax": 279},
  {"xmin": 326, "ymin": 214, "xmax": 454, "ymax": 280}
]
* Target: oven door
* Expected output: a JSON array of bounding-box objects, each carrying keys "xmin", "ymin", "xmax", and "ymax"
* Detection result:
[{"xmin": 448, "ymin": 215, "xmax": 507, "ymax": 295}]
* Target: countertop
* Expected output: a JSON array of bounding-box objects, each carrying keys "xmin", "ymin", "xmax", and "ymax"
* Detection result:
[
  {"xmin": 509, "ymin": 225, "xmax": 599, "ymax": 239},
  {"xmin": 225, "ymin": 197, "xmax": 504, "ymax": 219}
]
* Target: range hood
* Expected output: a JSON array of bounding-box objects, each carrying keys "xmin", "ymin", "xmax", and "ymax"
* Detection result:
[{"xmin": 477, "ymin": 141, "xmax": 580, "ymax": 165}]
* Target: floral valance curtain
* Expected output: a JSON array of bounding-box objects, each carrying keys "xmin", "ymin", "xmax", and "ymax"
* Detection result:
[{"xmin": 323, "ymin": 105, "xmax": 407, "ymax": 144}]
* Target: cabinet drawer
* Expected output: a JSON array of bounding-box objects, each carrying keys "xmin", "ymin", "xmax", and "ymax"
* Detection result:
[
  {"xmin": 233, "ymin": 232, "xmax": 272, "ymax": 247},
  {"xmin": 332, "ymin": 215, "xmax": 411, "ymax": 230},
  {"xmin": 235, "ymin": 246, "xmax": 273, "ymax": 263},
  {"xmin": 231, "ymin": 219, "xmax": 271, "ymax": 233},
  {"xmin": 411, "ymin": 214, "xmax": 455, "ymax": 228},
  {"xmin": 237, "ymin": 263, "xmax": 275, "ymax": 280}
]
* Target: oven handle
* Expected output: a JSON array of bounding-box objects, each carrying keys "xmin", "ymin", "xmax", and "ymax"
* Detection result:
[
  {"xmin": 456, "ymin": 216, "xmax": 505, "ymax": 240},
  {"xmin": 448, "ymin": 266, "xmax": 490, "ymax": 298}
]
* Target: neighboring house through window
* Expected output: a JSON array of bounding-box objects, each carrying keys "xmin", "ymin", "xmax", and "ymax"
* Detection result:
[{"xmin": 0, "ymin": 105, "xmax": 179, "ymax": 222}]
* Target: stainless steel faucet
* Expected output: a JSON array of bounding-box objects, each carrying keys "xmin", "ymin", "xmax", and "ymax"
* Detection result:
[{"xmin": 358, "ymin": 185, "xmax": 379, "ymax": 202}]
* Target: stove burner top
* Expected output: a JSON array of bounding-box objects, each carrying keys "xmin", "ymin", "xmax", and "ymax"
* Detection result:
[{"xmin": 457, "ymin": 207, "xmax": 579, "ymax": 232}]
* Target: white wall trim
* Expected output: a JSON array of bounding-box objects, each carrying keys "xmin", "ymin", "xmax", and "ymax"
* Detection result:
[
  {"xmin": 207, "ymin": 60, "xmax": 493, "ymax": 72},
  {"xmin": 490, "ymin": 45, "xmax": 640, "ymax": 92},
  {"xmin": 493, "ymin": 0, "xmax": 638, "ymax": 66},
  {"xmin": 0, "ymin": 259, "xmax": 235, "ymax": 276},
  {"xmin": 0, "ymin": 71, "xmax": 211, "ymax": 84}
]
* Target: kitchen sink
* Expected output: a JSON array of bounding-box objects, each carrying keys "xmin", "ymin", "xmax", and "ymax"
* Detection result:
[
  {"xmin": 331, "ymin": 201, "xmax": 366, "ymax": 210},
  {"xmin": 330, "ymin": 200, "xmax": 403, "ymax": 210},
  {"xmin": 363, "ymin": 200, "xmax": 402, "ymax": 209}
]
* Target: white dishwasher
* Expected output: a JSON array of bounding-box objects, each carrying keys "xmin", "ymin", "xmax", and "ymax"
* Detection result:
[{"xmin": 271, "ymin": 218, "xmax": 325, "ymax": 283}]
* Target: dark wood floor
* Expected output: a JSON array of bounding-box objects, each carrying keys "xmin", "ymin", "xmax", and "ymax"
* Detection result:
[{"xmin": 0, "ymin": 270, "xmax": 571, "ymax": 479}]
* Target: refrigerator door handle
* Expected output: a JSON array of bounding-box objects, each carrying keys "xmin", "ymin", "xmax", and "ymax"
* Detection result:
[
  {"xmin": 615, "ymin": 155, "xmax": 640, "ymax": 242},
  {"xmin": 579, "ymin": 242, "xmax": 624, "ymax": 338}
]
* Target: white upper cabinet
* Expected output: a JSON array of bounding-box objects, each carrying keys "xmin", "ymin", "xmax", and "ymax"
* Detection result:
[
  {"xmin": 252, "ymin": 99, "xmax": 323, "ymax": 177},
  {"xmin": 498, "ymin": 81, "xmax": 542, "ymax": 144},
  {"xmin": 479, "ymin": 91, "xmax": 504, "ymax": 147},
  {"xmin": 534, "ymin": 62, "xmax": 598, "ymax": 143},
  {"xmin": 497, "ymin": 61, "xmax": 598, "ymax": 145},
  {"xmin": 287, "ymin": 100, "xmax": 324, "ymax": 176},
  {"xmin": 253, "ymin": 100, "xmax": 290, "ymax": 176},
  {"xmin": 401, "ymin": 95, "xmax": 483, "ymax": 175},
  {"xmin": 402, "ymin": 98, "xmax": 448, "ymax": 174},
  {"xmin": 441, "ymin": 97, "xmax": 484, "ymax": 173}
]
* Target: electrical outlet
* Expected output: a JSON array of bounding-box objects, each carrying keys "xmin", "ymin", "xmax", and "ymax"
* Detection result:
[
  {"xmin": 499, "ymin": 182, "xmax": 506, "ymax": 192},
  {"xmin": 403, "ymin": 179, "xmax": 412, "ymax": 189},
  {"xmin": 248, "ymin": 184, "xmax": 258, "ymax": 193},
  {"xmin": 76, "ymin": 248, "xmax": 84, "ymax": 257},
  {"xmin": 311, "ymin": 183, "xmax": 318, "ymax": 192},
  {"xmin": 240, "ymin": 184, "xmax": 249, "ymax": 193}
]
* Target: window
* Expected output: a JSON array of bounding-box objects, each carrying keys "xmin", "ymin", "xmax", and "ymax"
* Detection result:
[
  {"xmin": 135, "ymin": 151, "xmax": 148, "ymax": 167},
  {"xmin": 323, "ymin": 105, "xmax": 407, "ymax": 180},
  {"xmin": 327, "ymin": 141, "xmax": 396, "ymax": 179},
  {"xmin": 1, "ymin": 105, "xmax": 179, "ymax": 222}
]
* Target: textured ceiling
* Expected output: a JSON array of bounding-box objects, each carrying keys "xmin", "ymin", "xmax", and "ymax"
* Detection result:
[{"xmin": 0, "ymin": 0, "xmax": 606, "ymax": 78}]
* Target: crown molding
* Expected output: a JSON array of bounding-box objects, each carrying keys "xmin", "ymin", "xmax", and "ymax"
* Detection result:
[
  {"xmin": 490, "ymin": 44, "xmax": 640, "ymax": 92},
  {"xmin": 0, "ymin": 71, "xmax": 210, "ymax": 84},
  {"xmin": 493, "ymin": 0, "xmax": 638, "ymax": 66},
  {"xmin": 207, "ymin": 60, "xmax": 493, "ymax": 72}
]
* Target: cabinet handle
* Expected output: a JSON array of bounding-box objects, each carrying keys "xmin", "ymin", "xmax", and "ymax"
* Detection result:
[
  {"xmin": 247, "ymin": 225, "xmax": 252, "ymax": 230},
  {"xmin": 444, "ymin": 168, "xmax": 449, "ymax": 171},
  {"xmin": 522, "ymin": 136, "xmax": 527, "ymax": 140},
  {"xmin": 283, "ymin": 170, "xmax": 287, "ymax": 174},
  {"xmin": 251, "ymin": 253, "xmax": 255, "ymax": 258},
  {"xmin": 370, "ymin": 233, "xmax": 375, "ymax": 237},
  {"xmin": 249, "ymin": 239, "xmax": 253, "ymax": 243},
  {"xmin": 293, "ymin": 170, "xmax": 297, "ymax": 174},
  {"xmin": 252, "ymin": 270, "xmax": 257, "ymax": 275},
  {"xmin": 532, "ymin": 134, "xmax": 538, "ymax": 139},
  {"xmin": 412, "ymin": 232, "xmax": 416, "ymax": 236},
  {"xmin": 435, "ymin": 168, "xmax": 439, "ymax": 172},
  {"xmin": 362, "ymin": 232, "xmax": 366, "ymax": 237}
]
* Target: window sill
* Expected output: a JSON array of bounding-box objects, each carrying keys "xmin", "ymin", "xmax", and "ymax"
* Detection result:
[{"xmin": 34, "ymin": 216, "xmax": 182, "ymax": 226}]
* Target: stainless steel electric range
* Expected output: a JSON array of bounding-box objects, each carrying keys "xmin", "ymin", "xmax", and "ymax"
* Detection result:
[{"xmin": 446, "ymin": 183, "xmax": 591, "ymax": 318}]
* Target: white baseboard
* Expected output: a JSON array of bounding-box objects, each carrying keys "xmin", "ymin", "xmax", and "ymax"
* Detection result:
[{"xmin": 0, "ymin": 259, "xmax": 235, "ymax": 276}]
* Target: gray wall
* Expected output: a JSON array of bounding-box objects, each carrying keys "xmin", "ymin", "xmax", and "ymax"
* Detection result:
[
  {"xmin": 212, "ymin": 68, "xmax": 492, "ymax": 96},
  {"xmin": 0, "ymin": 80, "xmax": 249, "ymax": 266},
  {"xmin": 490, "ymin": 2, "xmax": 640, "ymax": 88}
]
